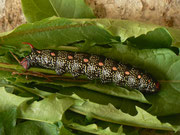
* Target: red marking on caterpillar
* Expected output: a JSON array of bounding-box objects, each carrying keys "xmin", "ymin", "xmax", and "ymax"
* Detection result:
[
  {"xmin": 22, "ymin": 42, "xmax": 34, "ymax": 49},
  {"xmin": 112, "ymin": 67, "xmax": 117, "ymax": 71},
  {"xmin": 13, "ymin": 42, "xmax": 160, "ymax": 93},
  {"xmin": 51, "ymin": 52, "xmax": 55, "ymax": 56},
  {"xmin": 138, "ymin": 75, "xmax": 141, "ymax": 79},
  {"xmin": 83, "ymin": 58, "xmax": 89, "ymax": 63},
  {"xmin": 68, "ymin": 55, "xmax": 73, "ymax": 60},
  {"xmin": 37, "ymin": 50, "xmax": 41, "ymax": 54},
  {"xmin": 98, "ymin": 62, "xmax": 104, "ymax": 66},
  {"xmin": 125, "ymin": 71, "xmax": 130, "ymax": 75}
]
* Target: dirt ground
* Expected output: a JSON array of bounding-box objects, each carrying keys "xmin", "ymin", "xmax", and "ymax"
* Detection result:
[
  {"xmin": 0, "ymin": 0, "xmax": 25, "ymax": 32},
  {"xmin": 86, "ymin": 0, "xmax": 180, "ymax": 28}
]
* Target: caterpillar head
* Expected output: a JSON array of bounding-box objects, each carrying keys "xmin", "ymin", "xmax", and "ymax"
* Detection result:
[
  {"xmin": 20, "ymin": 42, "xmax": 35, "ymax": 70},
  {"xmin": 20, "ymin": 57, "xmax": 30, "ymax": 70}
]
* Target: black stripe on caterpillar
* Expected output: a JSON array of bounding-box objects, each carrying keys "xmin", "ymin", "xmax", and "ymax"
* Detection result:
[{"xmin": 20, "ymin": 42, "xmax": 160, "ymax": 93}]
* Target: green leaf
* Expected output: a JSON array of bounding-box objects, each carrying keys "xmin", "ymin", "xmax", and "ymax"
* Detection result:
[
  {"xmin": 0, "ymin": 87, "xmax": 31, "ymax": 112},
  {"xmin": 13, "ymin": 43, "xmax": 180, "ymax": 116},
  {"xmin": 84, "ymin": 44, "xmax": 180, "ymax": 116},
  {"xmin": 0, "ymin": 17, "xmax": 180, "ymax": 127},
  {"xmin": 63, "ymin": 110, "xmax": 116, "ymax": 131},
  {"xmin": 18, "ymin": 95, "xmax": 74, "ymax": 123},
  {"xmin": 90, "ymin": 19, "xmax": 179, "ymax": 48},
  {"xmin": 167, "ymin": 27, "xmax": 180, "ymax": 48},
  {"xmin": 0, "ymin": 18, "xmax": 180, "ymax": 115},
  {"xmin": 0, "ymin": 17, "xmax": 177, "ymax": 51},
  {"xmin": 13, "ymin": 72, "xmax": 149, "ymax": 104},
  {"xmin": 63, "ymin": 110, "xmax": 139, "ymax": 135},
  {"xmin": 41, "ymin": 92, "xmax": 180, "ymax": 131},
  {"xmin": 59, "ymin": 124, "xmax": 76, "ymax": 135},
  {"xmin": 21, "ymin": 0, "xmax": 57, "ymax": 23},
  {"xmin": 158, "ymin": 114, "xmax": 180, "ymax": 134},
  {"xmin": 1, "ymin": 17, "xmax": 180, "ymax": 50},
  {"xmin": 70, "ymin": 94, "xmax": 178, "ymax": 131},
  {"xmin": 11, "ymin": 85, "xmax": 178, "ymax": 132},
  {"xmin": 1, "ymin": 84, "xmax": 178, "ymax": 131},
  {"xmin": 21, "ymin": 0, "xmax": 95, "ymax": 22},
  {"xmin": 48, "ymin": 0, "xmax": 95, "ymax": 18},
  {"xmin": 15, "ymin": 83, "xmax": 149, "ymax": 116},
  {"xmin": 68, "ymin": 123, "xmax": 125, "ymax": 135},
  {"xmin": 0, "ymin": 87, "xmax": 32, "ymax": 134},
  {"xmin": 0, "ymin": 107, "xmax": 17, "ymax": 135},
  {"xmin": 11, "ymin": 121, "xmax": 59, "ymax": 135},
  {"xmin": 127, "ymin": 28, "xmax": 172, "ymax": 49},
  {"xmin": 0, "ymin": 17, "xmax": 117, "ymax": 52},
  {"xmin": 81, "ymin": 83, "xmax": 149, "ymax": 104}
]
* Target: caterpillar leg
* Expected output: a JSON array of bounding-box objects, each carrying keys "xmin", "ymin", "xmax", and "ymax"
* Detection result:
[
  {"xmin": 55, "ymin": 68, "xmax": 65, "ymax": 75},
  {"xmin": 70, "ymin": 62, "xmax": 81, "ymax": 77}
]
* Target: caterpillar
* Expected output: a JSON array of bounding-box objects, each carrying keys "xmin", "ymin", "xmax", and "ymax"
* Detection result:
[{"xmin": 20, "ymin": 42, "xmax": 160, "ymax": 93}]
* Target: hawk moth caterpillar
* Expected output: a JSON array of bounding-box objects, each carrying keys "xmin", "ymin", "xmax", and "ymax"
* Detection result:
[{"xmin": 20, "ymin": 42, "xmax": 160, "ymax": 93}]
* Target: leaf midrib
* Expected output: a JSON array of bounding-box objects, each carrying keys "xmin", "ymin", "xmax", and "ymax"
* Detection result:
[
  {"xmin": 48, "ymin": 0, "xmax": 60, "ymax": 17},
  {"xmin": 0, "ymin": 23, "xmax": 94, "ymax": 42}
]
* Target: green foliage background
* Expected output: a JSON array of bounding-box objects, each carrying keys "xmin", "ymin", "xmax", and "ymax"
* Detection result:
[{"xmin": 0, "ymin": 0, "xmax": 180, "ymax": 134}]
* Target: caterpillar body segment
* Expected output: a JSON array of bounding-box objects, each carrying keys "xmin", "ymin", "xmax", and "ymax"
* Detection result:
[{"xmin": 20, "ymin": 43, "xmax": 160, "ymax": 93}]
